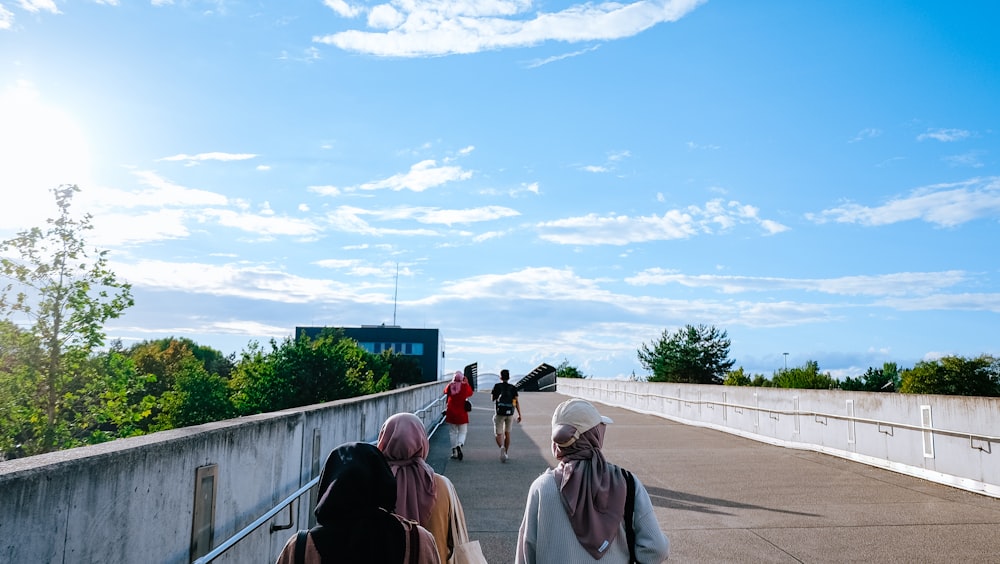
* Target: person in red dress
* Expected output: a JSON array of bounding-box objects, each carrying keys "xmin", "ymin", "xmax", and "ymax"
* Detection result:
[{"xmin": 443, "ymin": 371, "xmax": 474, "ymax": 460}]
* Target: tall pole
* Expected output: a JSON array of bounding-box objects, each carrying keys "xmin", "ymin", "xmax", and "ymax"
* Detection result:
[
  {"xmin": 783, "ymin": 352, "xmax": 789, "ymax": 371},
  {"xmin": 392, "ymin": 262, "xmax": 399, "ymax": 326}
]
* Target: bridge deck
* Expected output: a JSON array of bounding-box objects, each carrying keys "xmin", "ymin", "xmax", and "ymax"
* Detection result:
[{"xmin": 427, "ymin": 391, "xmax": 1000, "ymax": 564}]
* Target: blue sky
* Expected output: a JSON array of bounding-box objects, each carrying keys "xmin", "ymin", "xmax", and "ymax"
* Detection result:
[{"xmin": 1, "ymin": 0, "xmax": 998, "ymax": 381}]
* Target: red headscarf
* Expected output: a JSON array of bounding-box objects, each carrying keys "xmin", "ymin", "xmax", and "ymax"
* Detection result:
[
  {"xmin": 448, "ymin": 371, "xmax": 465, "ymax": 395},
  {"xmin": 377, "ymin": 412, "xmax": 438, "ymax": 523}
]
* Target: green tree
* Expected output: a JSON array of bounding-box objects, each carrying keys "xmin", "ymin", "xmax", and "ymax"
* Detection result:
[
  {"xmin": 556, "ymin": 359, "xmax": 586, "ymax": 379},
  {"xmin": 723, "ymin": 367, "xmax": 752, "ymax": 386},
  {"xmin": 771, "ymin": 360, "xmax": 837, "ymax": 389},
  {"xmin": 900, "ymin": 355, "xmax": 1000, "ymax": 396},
  {"xmin": 0, "ymin": 185, "xmax": 133, "ymax": 452},
  {"xmin": 76, "ymin": 344, "xmax": 157, "ymax": 443},
  {"xmin": 229, "ymin": 329, "xmax": 392, "ymax": 415},
  {"xmin": 840, "ymin": 362, "xmax": 900, "ymax": 392},
  {"xmin": 638, "ymin": 324, "xmax": 734, "ymax": 384},
  {"xmin": 154, "ymin": 355, "xmax": 232, "ymax": 429},
  {"xmin": 0, "ymin": 320, "xmax": 45, "ymax": 458},
  {"xmin": 382, "ymin": 350, "xmax": 424, "ymax": 387}
]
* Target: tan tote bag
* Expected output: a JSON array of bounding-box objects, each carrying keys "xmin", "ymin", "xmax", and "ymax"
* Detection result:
[{"xmin": 445, "ymin": 478, "xmax": 489, "ymax": 564}]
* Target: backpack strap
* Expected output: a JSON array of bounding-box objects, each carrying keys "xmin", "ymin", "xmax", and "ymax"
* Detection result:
[
  {"xmin": 407, "ymin": 521, "xmax": 421, "ymax": 564},
  {"xmin": 622, "ymin": 468, "xmax": 637, "ymax": 564},
  {"xmin": 294, "ymin": 529, "xmax": 309, "ymax": 564}
]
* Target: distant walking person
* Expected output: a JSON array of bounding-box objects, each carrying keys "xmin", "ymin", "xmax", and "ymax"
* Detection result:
[
  {"xmin": 443, "ymin": 371, "xmax": 473, "ymax": 460},
  {"xmin": 491, "ymin": 369, "xmax": 521, "ymax": 463},
  {"xmin": 515, "ymin": 399, "xmax": 669, "ymax": 564}
]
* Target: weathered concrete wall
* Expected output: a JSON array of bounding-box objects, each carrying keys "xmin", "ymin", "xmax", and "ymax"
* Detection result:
[
  {"xmin": 558, "ymin": 378, "xmax": 1000, "ymax": 498},
  {"xmin": 0, "ymin": 381, "xmax": 445, "ymax": 564}
]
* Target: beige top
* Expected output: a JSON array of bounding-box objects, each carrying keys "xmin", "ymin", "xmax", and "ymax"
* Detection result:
[{"xmin": 425, "ymin": 473, "xmax": 463, "ymax": 564}]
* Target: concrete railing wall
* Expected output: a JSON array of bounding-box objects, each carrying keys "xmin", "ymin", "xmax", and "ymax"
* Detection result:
[
  {"xmin": 0, "ymin": 381, "xmax": 444, "ymax": 564},
  {"xmin": 558, "ymin": 378, "xmax": 1000, "ymax": 498}
]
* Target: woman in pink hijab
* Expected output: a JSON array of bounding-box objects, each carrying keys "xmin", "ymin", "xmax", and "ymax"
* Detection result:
[
  {"xmin": 378, "ymin": 412, "xmax": 470, "ymax": 564},
  {"xmin": 443, "ymin": 371, "xmax": 474, "ymax": 460}
]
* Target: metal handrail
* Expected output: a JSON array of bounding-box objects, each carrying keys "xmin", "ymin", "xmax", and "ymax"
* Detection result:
[
  {"xmin": 193, "ymin": 393, "xmax": 447, "ymax": 564},
  {"xmin": 592, "ymin": 386, "xmax": 1000, "ymax": 443}
]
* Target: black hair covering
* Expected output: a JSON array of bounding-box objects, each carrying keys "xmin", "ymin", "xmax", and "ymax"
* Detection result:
[{"xmin": 310, "ymin": 442, "xmax": 405, "ymax": 563}]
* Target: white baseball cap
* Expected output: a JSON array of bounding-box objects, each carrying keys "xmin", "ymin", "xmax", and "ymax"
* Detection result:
[{"xmin": 551, "ymin": 398, "xmax": 613, "ymax": 447}]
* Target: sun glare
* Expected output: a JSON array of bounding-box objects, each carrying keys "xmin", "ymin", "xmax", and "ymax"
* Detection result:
[{"xmin": 0, "ymin": 81, "xmax": 93, "ymax": 228}]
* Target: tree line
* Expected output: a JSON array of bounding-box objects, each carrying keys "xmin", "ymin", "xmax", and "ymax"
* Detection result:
[
  {"xmin": 4, "ymin": 187, "xmax": 996, "ymax": 460},
  {"xmin": 637, "ymin": 324, "xmax": 1000, "ymax": 396},
  {"xmin": 0, "ymin": 186, "xmax": 420, "ymax": 460}
]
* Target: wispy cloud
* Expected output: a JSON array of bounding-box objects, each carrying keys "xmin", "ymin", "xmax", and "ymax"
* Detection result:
[
  {"xmin": 202, "ymin": 209, "xmax": 322, "ymax": 238},
  {"xmin": 159, "ymin": 152, "xmax": 258, "ymax": 164},
  {"xmin": 580, "ymin": 150, "xmax": 631, "ymax": 173},
  {"xmin": 1, "ymin": 5, "xmax": 14, "ymax": 30},
  {"xmin": 807, "ymin": 176, "xmax": 1000, "ymax": 227},
  {"xmin": 112, "ymin": 259, "xmax": 390, "ymax": 304},
  {"xmin": 625, "ymin": 269, "xmax": 969, "ymax": 297},
  {"xmin": 363, "ymin": 205, "xmax": 520, "ymax": 225},
  {"xmin": 328, "ymin": 159, "xmax": 474, "ymax": 193},
  {"xmin": 17, "ymin": 0, "xmax": 60, "ymax": 15},
  {"xmin": 314, "ymin": 0, "xmax": 707, "ymax": 57},
  {"xmin": 525, "ymin": 44, "xmax": 601, "ymax": 68},
  {"xmin": 326, "ymin": 206, "xmax": 443, "ymax": 237},
  {"xmin": 537, "ymin": 198, "xmax": 788, "ymax": 245},
  {"xmin": 686, "ymin": 141, "xmax": 721, "ymax": 150},
  {"xmin": 849, "ymin": 128, "xmax": 881, "ymax": 143},
  {"xmin": 943, "ymin": 150, "xmax": 985, "ymax": 168},
  {"xmin": 917, "ymin": 128, "xmax": 971, "ymax": 142}
]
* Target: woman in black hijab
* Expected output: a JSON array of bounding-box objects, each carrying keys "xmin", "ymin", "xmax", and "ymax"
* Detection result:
[{"xmin": 276, "ymin": 442, "xmax": 440, "ymax": 564}]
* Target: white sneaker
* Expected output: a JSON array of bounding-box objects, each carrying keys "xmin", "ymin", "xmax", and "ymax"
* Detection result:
[{"xmin": 500, "ymin": 447, "xmax": 508, "ymax": 463}]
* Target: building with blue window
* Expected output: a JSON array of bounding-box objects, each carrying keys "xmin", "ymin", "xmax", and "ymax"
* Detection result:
[{"xmin": 294, "ymin": 324, "xmax": 445, "ymax": 383}]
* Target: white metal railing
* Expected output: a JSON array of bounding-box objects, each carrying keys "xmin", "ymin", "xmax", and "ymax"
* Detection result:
[
  {"xmin": 192, "ymin": 393, "xmax": 447, "ymax": 564},
  {"xmin": 577, "ymin": 384, "xmax": 1000, "ymax": 444}
]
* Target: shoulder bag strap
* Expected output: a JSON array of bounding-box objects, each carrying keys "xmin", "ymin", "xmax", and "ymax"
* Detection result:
[
  {"xmin": 622, "ymin": 468, "xmax": 637, "ymax": 564},
  {"xmin": 294, "ymin": 529, "xmax": 309, "ymax": 564}
]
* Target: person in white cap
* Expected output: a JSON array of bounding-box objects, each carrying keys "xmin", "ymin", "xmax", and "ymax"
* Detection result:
[{"xmin": 515, "ymin": 398, "xmax": 669, "ymax": 563}]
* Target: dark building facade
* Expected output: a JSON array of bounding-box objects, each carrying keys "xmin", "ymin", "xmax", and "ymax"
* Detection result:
[{"xmin": 295, "ymin": 325, "xmax": 445, "ymax": 383}]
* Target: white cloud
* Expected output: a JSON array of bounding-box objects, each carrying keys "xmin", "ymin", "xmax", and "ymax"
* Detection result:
[
  {"xmin": 159, "ymin": 152, "xmax": 258, "ymax": 163},
  {"xmin": 89, "ymin": 209, "xmax": 192, "ymax": 246},
  {"xmin": 18, "ymin": 0, "xmax": 59, "ymax": 14},
  {"xmin": 849, "ymin": 128, "xmax": 881, "ymax": 143},
  {"xmin": 1, "ymin": 5, "xmax": 14, "ymax": 29},
  {"xmin": 917, "ymin": 128, "xmax": 971, "ymax": 142},
  {"xmin": 368, "ymin": 4, "xmax": 404, "ymax": 28},
  {"xmin": 807, "ymin": 176, "xmax": 1000, "ymax": 227},
  {"xmin": 348, "ymin": 159, "xmax": 473, "ymax": 192},
  {"xmin": 324, "ymin": 0, "xmax": 362, "ymax": 18},
  {"xmin": 525, "ymin": 44, "xmax": 601, "ymax": 68},
  {"xmin": 202, "ymin": 208, "xmax": 322, "ymax": 238},
  {"xmin": 943, "ymin": 151, "xmax": 985, "ymax": 168},
  {"xmin": 537, "ymin": 198, "xmax": 788, "ymax": 245},
  {"xmin": 315, "ymin": 0, "xmax": 706, "ymax": 57},
  {"xmin": 877, "ymin": 292, "xmax": 1000, "ymax": 314},
  {"xmin": 309, "ymin": 184, "xmax": 341, "ymax": 196},
  {"xmin": 83, "ymin": 170, "xmax": 230, "ymax": 210},
  {"xmin": 686, "ymin": 141, "xmax": 720, "ymax": 150},
  {"xmin": 112, "ymin": 259, "xmax": 389, "ymax": 304},
  {"xmin": 326, "ymin": 206, "xmax": 442, "ymax": 237},
  {"xmin": 625, "ymin": 269, "xmax": 969, "ymax": 297}
]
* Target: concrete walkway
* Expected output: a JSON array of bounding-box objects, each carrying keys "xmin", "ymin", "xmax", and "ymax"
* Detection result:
[{"xmin": 428, "ymin": 391, "xmax": 1000, "ymax": 564}]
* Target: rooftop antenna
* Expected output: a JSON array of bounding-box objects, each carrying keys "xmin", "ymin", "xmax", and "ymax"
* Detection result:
[{"xmin": 392, "ymin": 262, "xmax": 399, "ymax": 326}]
